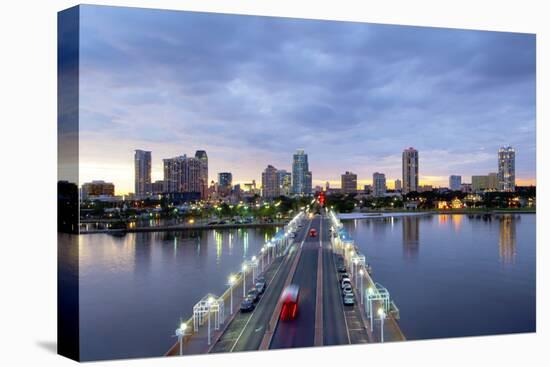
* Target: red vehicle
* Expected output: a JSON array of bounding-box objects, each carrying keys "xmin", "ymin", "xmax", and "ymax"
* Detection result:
[
  {"xmin": 309, "ymin": 228, "xmax": 317, "ymax": 237},
  {"xmin": 280, "ymin": 285, "xmax": 300, "ymax": 320}
]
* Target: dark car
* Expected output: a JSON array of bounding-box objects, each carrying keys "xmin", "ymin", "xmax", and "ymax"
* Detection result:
[
  {"xmin": 255, "ymin": 280, "xmax": 267, "ymax": 294},
  {"xmin": 247, "ymin": 289, "xmax": 260, "ymax": 302},
  {"xmin": 340, "ymin": 273, "xmax": 350, "ymax": 281},
  {"xmin": 240, "ymin": 298, "xmax": 255, "ymax": 312},
  {"xmin": 337, "ymin": 264, "xmax": 347, "ymax": 273}
]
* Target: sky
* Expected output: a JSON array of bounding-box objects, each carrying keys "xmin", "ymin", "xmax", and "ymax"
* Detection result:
[{"xmin": 77, "ymin": 5, "xmax": 536, "ymax": 195}]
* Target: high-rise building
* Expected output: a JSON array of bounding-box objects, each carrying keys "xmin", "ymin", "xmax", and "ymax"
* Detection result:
[
  {"xmin": 134, "ymin": 149, "xmax": 151, "ymax": 196},
  {"xmin": 402, "ymin": 147, "xmax": 419, "ymax": 194},
  {"xmin": 163, "ymin": 155, "xmax": 202, "ymax": 194},
  {"xmin": 394, "ymin": 179, "xmax": 402, "ymax": 192},
  {"xmin": 292, "ymin": 150, "xmax": 312, "ymax": 195},
  {"xmin": 373, "ymin": 172, "xmax": 387, "ymax": 197},
  {"xmin": 341, "ymin": 171, "xmax": 357, "ymax": 194},
  {"xmin": 277, "ymin": 169, "xmax": 292, "ymax": 196},
  {"xmin": 81, "ymin": 180, "xmax": 115, "ymax": 200},
  {"xmin": 195, "ymin": 150, "xmax": 208, "ymax": 199},
  {"xmin": 262, "ymin": 165, "xmax": 280, "ymax": 198},
  {"xmin": 449, "ymin": 175, "xmax": 462, "ymax": 191},
  {"xmin": 498, "ymin": 146, "xmax": 515, "ymax": 192},
  {"xmin": 472, "ymin": 173, "xmax": 498, "ymax": 192},
  {"xmin": 151, "ymin": 180, "xmax": 165, "ymax": 194},
  {"xmin": 218, "ymin": 172, "xmax": 233, "ymax": 196}
]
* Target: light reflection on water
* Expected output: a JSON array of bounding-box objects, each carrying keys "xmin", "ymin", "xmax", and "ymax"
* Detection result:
[
  {"xmin": 344, "ymin": 214, "xmax": 535, "ymax": 341},
  {"xmin": 78, "ymin": 226, "xmax": 280, "ymax": 361}
]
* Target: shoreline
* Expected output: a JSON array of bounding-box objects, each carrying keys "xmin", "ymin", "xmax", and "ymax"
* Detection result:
[
  {"xmin": 80, "ymin": 221, "xmax": 287, "ymax": 234},
  {"xmin": 337, "ymin": 209, "xmax": 535, "ymax": 220}
]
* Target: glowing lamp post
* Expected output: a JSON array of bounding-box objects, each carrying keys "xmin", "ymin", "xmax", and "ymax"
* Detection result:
[
  {"xmin": 260, "ymin": 247, "xmax": 265, "ymax": 271},
  {"xmin": 368, "ymin": 287, "xmax": 374, "ymax": 331},
  {"xmin": 378, "ymin": 308, "xmax": 386, "ymax": 342},
  {"xmin": 353, "ymin": 258, "xmax": 359, "ymax": 284},
  {"xmin": 251, "ymin": 256, "xmax": 257, "ymax": 280},
  {"xmin": 207, "ymin": 297, "xmax": 215, "ymax": 345},
  {"xmin": 175, "ymin": 322, "xmax": 188, "ymax": 356},
  {"xmin": 359, "ymin": 269, "xmax": 364, "ymax": 304},
  {"xmin": 228, "ymin": 274, "xmax": 236, "ymax": 314},
  {"xmin": 242, "ymin": 263, "xmax": 248, "ymax": 297}
]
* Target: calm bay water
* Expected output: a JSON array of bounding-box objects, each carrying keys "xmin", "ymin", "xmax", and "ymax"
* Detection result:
[
  {"xmin": 343, "ymin": 214, "xmax": 536, "ymax": 340},
  {"xmin": 78, "ymin": 227, "xmax": 280, "ymax": 361},
  {"xmin": 76, "ymin": 214, "xmax": 535, "ymax": 360}
]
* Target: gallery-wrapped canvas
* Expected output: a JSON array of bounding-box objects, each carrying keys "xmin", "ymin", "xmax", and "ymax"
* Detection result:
[{"xmin": 58, "ymin": 4, "xmax": 536, "ymax": 362}]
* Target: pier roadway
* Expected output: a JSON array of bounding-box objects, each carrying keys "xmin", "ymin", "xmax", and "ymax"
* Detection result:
[
  {"xmin": 211, "ymin": 213, "xmax": 371, "ymax": 353},
  {"xmin": 210, "ymin": 219, "xmax": 313, "ymax": 353}
]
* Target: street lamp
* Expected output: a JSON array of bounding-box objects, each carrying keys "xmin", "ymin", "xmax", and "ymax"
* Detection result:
[
  {"xmin": 242, "ymin": 263, "xmax": 248, "ymax": 297},
  {"xmin": 378, "ymin": 308, "xmax": 386, "ymax": 342},
  {"xmin": 260, "ymin": 247, "xmax": 265, "ymax": 271},
  {"xmin": 228, "ymin": 274, "xmax": 236, "ymax": 314},
  {"xmin": 251, "ymin": 256, "xmax": 257, "ymax": 280},
  {"xmin": 359, "ymin": 269, "xmax": 364, "ymax": 304},
  {"xmin": 207, "ymin": 297, "xmax": 214, "ymax": 345},
  {"xmin": 175, "ymin": 322, "xmax": 188, "ymax": 356},
  {"xmin": 368, "ymin": 287, "xmax": 374, "ymax": 331},
  {"xmin": 353, "ymin": 258, "xmax": 358, "ymax": 284}
]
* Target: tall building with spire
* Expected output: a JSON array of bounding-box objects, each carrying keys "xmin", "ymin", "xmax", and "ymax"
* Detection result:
[
  {"xmin": 402, "ymin": 147, "xmax": 419, "ymax": 194},
  {"xmin": 134, "ymin": 149, "xmax": 151, "ymax": 197},
  {"xmin": 498, "ymin": 146, "xmax": 515, "ymax": 192},
  {"xmin": 292, "ymin": 149, "xmax": 312, "ymax": 195}
]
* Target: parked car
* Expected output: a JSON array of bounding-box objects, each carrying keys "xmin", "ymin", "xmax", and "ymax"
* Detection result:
[
  {"xmin": 255, "ymin": 280, "xmax": 267, "ymax": 294},
  {"xmin": 337, "ymin": 264, "xmax": 347, "ymax": 273},
  {"xmin": 247, "ymin": 289, "xmax": 260, "ymax": 302},
  {"xmin": 240, "ymin": 298, "xmax": 255, "ymax": 312},
  {"xmin": 342, "ymin": 285, "xmax": 353, "ymax": 295},
  {"xmin": 341, "ymin": 278, "xmax": 352, "ymax": 288},
  {"xmin": 343, "ymin": 293, "xmax": 355, "ymax": 306},
  {"xmin": 340, "ymin": 273, "xmax": 350, "ymax": 281}
]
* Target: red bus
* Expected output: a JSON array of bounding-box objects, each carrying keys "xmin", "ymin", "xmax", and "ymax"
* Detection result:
[
  {"xmin": 309, "ymin": 228, "xmax": 317, "ymax": 237},
  {"xmin": 280, "ymin": 285, "xmax": 300, "ymax": 320}
]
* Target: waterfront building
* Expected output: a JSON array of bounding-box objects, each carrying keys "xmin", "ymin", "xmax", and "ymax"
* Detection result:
[
  {"xmin": 394, "ymin": 179, "xmax": 402, "ymax": 192},
  {"xmin": 292, "ymin": 149, "xmax": 312, "ymax": 195},
  {"xmin": 134, "ymin": 149, "xmax": 152, "ymax": 196},
  {"xmin": 218, "ymin": 172, "xmax": 233, "ymax": 197},
  {"xmin": 461, "ymin": 183, "xmax": 472, "ymax": 193},
  {"xmin": 151, "ymin": 180, "xmax": 165, "ymax": 194},
  {"xmin": 472, "ymin": 173, "xmax": 498, "ymax": 192},
  {"xmin": 402, "ymin": 147, "xmax": 419, "ymax": 194},
  {"xmin": 341, "ymin": 171, "xmax": 358, "ymax": 194},
  {"xmin": 195, "ymin": 150, "xmax": 208, "ymax": 199},
  {"xmin": 163, "ymin": 155, "xmax": 202, "ymax": 194},
  {"xmin": 363, "ymin": 184, "xmax": 372, "ymax": 195},
  {"xmin": 498, "ymin": 146, "xmax": 516, "ymax": 192},
  {"xmin": 449, "ymin": 175, "xmax": 462, "ymax": 191},
  {"xmin": 262, "ymin": 165, "xmax": 280, "ymax": 198},
  {"xmin": 81, "ymin": 180, "xmax": 115, "ymax": 200},
  {"xmin": 373, "ymin": 172, "xmax": 387, "ymax": 197},
  {"xmin": 325, "ymin": 181, "xmax": 330, "ymax": 191},
  {"xmin": 277, "ymin": 169, "xmax": 292, "ymax": 196}
]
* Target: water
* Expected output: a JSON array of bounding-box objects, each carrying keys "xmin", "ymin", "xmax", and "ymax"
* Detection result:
[
  {"xmin": 78, "ymin": 226, "xmax": 280, "ymax": 361},
  {"xmin": 343, "ymin": 214, "xmax": 536, "ymax": 340}
]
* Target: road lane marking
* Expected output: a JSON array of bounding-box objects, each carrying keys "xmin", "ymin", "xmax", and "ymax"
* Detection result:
[
  {"xmin": 314, "ymin": 216, "xmax": 323, "ymax": 346},
  {"xmin": 259, "ymin": 218, "xmax": 313, "ymax": 350}
]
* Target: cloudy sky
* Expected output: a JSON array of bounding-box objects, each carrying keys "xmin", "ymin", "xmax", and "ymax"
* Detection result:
[{"xmin": 78, "ymin": 5, "xmax": 536, "ymax": 195}]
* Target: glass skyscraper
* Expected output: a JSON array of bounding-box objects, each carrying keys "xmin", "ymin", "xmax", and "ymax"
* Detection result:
[{"xmin": 292, "ymin": 149, "xmax": 312, "ymax": 195}]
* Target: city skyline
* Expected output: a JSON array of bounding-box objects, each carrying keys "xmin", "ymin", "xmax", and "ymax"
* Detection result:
[{"xmin": 78, "ymin": 6, "xmax": 536, "ymax": 195}]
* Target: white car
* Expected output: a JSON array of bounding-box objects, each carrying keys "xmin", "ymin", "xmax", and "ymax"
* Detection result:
[
  {"xmin": 343, "ymin": 293, "xmax": 355, "ymax": 306},
  {"xmin": 342, "ymin": 285, "xmax": 353, "ymax": 295},
  {"xmin": 341, "ymin": 279, "xmax": 352, "ymax": 289}
]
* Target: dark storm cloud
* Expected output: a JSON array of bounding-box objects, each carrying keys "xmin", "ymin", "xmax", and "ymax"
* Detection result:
[{"xmin": 78, "ymin": 5, "xmax": 536, "ymax": 188}]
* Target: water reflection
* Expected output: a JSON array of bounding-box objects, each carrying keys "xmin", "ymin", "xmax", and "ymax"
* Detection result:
[
  {"xmin": 402, "ymin": 216, "xmax": 419, "ymax": 258},
  {"xmin": 499, "ymin": 215, "xmax": 517, "ymax": 264}
]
